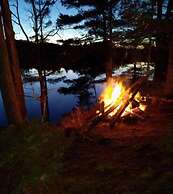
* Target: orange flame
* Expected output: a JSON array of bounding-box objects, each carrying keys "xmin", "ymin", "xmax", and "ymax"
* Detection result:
[
  {"xmin": 98, "ymin": 78, "xmax": 146, "ymax": 117},
  {"xmin": 99, "ymin": 78, "xmax": 127, "ymax": 116}
]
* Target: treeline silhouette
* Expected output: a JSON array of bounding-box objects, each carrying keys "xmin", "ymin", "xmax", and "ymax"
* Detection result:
[{"xmin": 16, "ymin": 40, "xmax": 168, "ymax": 70}]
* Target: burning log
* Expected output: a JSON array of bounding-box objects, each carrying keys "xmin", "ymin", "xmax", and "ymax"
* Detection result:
[
  {"xmin": 130, "ymin": 108, "xmax": 145, "ymax": 120},
  {"xmin": 110, "ymin": 76, "xmax": 148, "ymax": 128},
  {"xmin": 83, "ymin": 102, "xmax": 120, "ymax": 132},
  {"xmin": 84, "ymin": 70, "xmax": 153, "ymax": 133}
]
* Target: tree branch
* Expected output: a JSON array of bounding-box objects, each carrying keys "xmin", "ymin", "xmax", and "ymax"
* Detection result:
[{"xmin": 11, "ymin": 0, "xmax": 29, "ymax": 41}]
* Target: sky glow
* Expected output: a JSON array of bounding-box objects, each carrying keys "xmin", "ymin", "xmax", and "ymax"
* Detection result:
[{"xmin": 10, "ymin": 0, "xmax": 83, "ymax": 43}]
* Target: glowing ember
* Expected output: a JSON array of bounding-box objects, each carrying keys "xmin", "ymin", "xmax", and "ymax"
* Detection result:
[{"xmin": 139, "ymin": 103, "xmax": 147, "ymax": 112}]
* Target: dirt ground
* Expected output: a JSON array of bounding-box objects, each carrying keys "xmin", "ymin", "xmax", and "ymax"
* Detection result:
[
  {"xmin": 1, "ymin": 96, "xmax": 173, "ymax": 194},
  {"xmin": 56, "ymin": 97, "xmax": 173, "ymax": 194}
]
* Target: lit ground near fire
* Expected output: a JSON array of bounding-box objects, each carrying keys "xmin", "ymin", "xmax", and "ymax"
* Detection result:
[{"xmin": 0, "ymin": 97, "xmax": 173, "ymax": 194}]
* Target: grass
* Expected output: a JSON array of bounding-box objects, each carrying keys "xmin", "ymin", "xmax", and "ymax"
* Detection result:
[
  {"xmin": 0, "ymin": 121, "xmax": 173, "ymax": 194},
  {"xmin": 0, "ymin": 121, "xmax": 74, "ymax": 194}
]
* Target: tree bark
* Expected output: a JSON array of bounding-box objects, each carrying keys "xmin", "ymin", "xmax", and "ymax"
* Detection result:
[
  {"xmin": 0, "ymin": 16, "xmax": 24, "ymax": 124},
  {"xmin": 154, "ymin": 0, "xmax": 169, "ymax": 82},
  {"xmin": 1, "ymin": 0, "xmax": 26, "ymax": 118},
  {"xmin": 154, "ymin": 45, "xmax": 168, "ymax": 82},
  {"xmin": 166, "ymin": 0, "xmax": 173, "ymax": 19},
  {"xmin": 38, "ymin": 69, "xmax": 49, "ymax": 122},
  {"xmin": 103, "ymin": 40, "xmax": 113, "ymax": 80},
  {"xmin": 164, "ymin": 35, "xmax": 173, "ymax": 96}
]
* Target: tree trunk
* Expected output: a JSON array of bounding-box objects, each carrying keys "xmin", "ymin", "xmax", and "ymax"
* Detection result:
[
  {"xmin": 157, "ymin": 0, "xmax": 163, "ymax": 20},
  {"xmin": 154, "ymin": 0, "xmax": 169, "ymax": 82},
  {"xmin": 108, "ymin": 2, "xmax": 112, "ymax": 41},
  {"xmin": 1, "ymin": 0, "xmax": 26, "ymax": 118},
  {"xmin": 103, "ymin": 40, "xmax": 113, "ymax": 80},
  {"xmin": 166, "ymin": 0, "xmax": 173, "ymax": 19},
  {"xmin": 38, "ymin": 69, "xmax": 49, "ymax": 122},
  {"xmin": 153, "ymin": 44, "xmax": 169, "ymax": 82},
  {"xmin": 0, "ymin": 17, "xmax": 24, "ymax": 124},
  {"xmin": 164, "ymin": 35, "xmax": 173, "ymax": 96}
]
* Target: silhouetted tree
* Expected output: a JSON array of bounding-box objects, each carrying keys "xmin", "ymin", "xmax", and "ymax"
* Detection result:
[
  {"xmin": 0, "ymin": 0, "xmax": 26, "ymax": 124},
  {"xmin": 11, "ymin": 0, "xmax": 59, "ymax": 42},
  {"xmin": 22, "ymin": 0, "xmax": 58, "ymax": 42},
  {"xmin": 11, "ymin": 0, "xmax": 30, "ymax": 41},
  {"xmin": 12, "ymin": 0, "xmax": 59, "ymax": 121},
  {"xmin": 57, "ymin": 0, "xmax": 121, "ymax": 42},
  {"xmin": 120, "ymin": 0, "xmax": 173, "ymax": 82},
  {"xmin": 23, "ymin": 0, "xmax": 59, "ymax": 121},
  {"xmin": 164, "ymin": 0, "xmax": 173, "ymax": 95},
  {"xmin": 57, "ymin": 0, "xmax": 122, "ymax": 79}
]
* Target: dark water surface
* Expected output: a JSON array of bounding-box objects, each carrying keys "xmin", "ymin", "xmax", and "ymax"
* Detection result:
[{"xmin": 0, "ymin": 63, "xmax": 152, "ymax": 126}]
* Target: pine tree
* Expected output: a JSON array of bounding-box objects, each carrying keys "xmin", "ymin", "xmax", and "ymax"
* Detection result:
[
  {"xmin": 120, "ymin": 0, "xmax": 173, "ymax": 81},
  {"xmin": 57, "ymin": 0, "xmax": 121, "ymax": 42}
]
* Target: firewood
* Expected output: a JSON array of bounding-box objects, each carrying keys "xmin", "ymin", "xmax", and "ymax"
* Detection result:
[
  {"xmin": 83, "ymin": 103, "xmax": 120, "ymax": 132},
  {"xmin": 86, "ymin": 76, "xmax": 146, "ymax": 130},
  {"xmin": 130, "ymin": 108, "xmax": 145, "ymax": 120},
  {"xmin": 110, "ymin": 74, "xmax": 151, "ymax": 128},
  {"xmin": 84, "ymin": 70, "xmax": 154, "ymax": 132}
]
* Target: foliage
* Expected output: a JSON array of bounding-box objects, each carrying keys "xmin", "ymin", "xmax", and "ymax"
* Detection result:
[
  {"xmin": 57, "ymin": 0, "xmax": 173, "ymax": 46},
  {"xmin": 58, "ymin": 74, "xmax": 97, "ymax": 108},
  {"xmin": 57, "ymin": 0, "xmax": 122, "ymax": 42},
  {"xmin": 118, "ymin": 0, "xmax": 173, "ymax": 46}
]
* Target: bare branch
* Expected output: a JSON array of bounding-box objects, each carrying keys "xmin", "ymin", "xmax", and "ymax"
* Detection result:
[
  {"xmin": 11, "ymin": 11, "xmax": 19, "ymax": 20},
  {"xmin": 12, "ymin": 18, "xmax": 19, "ymax": 25},
  {"xmin": 43, "ymin": 29, "xmax": 59, "ymax": 40},
  {"xmin": 11, "ymin": 0, "xmax": 29, "ymax": 41}
]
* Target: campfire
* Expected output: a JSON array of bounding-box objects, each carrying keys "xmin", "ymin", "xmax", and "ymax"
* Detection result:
[
  {"xmin": 84, "ymin": 73, "xmax": 152, "ymax": 131},
  {"xmin": 97, "ymin": 78, "xmax": 147, "ymax": 119},
  {"xmin": 60, "ymin": 72, "xmax": 153, "ymax": 134}
]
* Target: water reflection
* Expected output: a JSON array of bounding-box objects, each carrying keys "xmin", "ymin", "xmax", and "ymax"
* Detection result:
[
  {"xmin": 58, "ymin": 75, "xmax": 97, "ymax": 109},
  {"xmin": 23, "ymin": 68, "xmax": 81, "ymax": 123},
  {"xmin": 0, "ymin": 62, "xmax": 154, "ymax": 126}
]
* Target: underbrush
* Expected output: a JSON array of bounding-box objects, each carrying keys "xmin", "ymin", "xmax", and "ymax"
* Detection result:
[
  {"xmin": 0, "ymin": 121, "xmax": 74, "ymax": 194},
  {"xmin": 0, "ymin": 121, "xmax": 173, "ymax": 194}
]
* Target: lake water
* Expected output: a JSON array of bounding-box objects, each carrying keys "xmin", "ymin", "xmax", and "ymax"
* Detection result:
[{"xmin": 0, "ymin": 63, "xmax": 153, "ymax": 127}]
